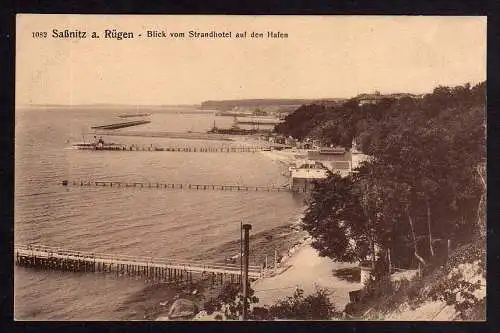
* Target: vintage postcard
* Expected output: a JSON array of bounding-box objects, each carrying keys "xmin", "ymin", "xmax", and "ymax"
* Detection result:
[{"xmin": 15, "ymin": 14, "xmax": 486, "ymax": 321}]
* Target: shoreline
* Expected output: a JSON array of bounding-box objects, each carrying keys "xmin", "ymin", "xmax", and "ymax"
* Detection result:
[
  {"xmin": 251, "ymin": 240, "xmax": 362, "ymax": 314},
  {"xmin": 147, "ymin": 223, "xmax": 310, "ymax": 321},
  {"xmin": 147, "ymin": 136, "xmax": 313, "ymax": 321},
  {"xmin": 121, "ymin": 276, "xmax": 227, "ymax": 320},
  {"xmin": 185, "ymin": 232, "xmax": 362, "ymax": 321},
  {"xmin": 131, "ymin": 221, "xmax": 310, "ymax": 321},
  {"xmin": 251, "ymin": 144, "xmax": 361, "ymax": 315}
]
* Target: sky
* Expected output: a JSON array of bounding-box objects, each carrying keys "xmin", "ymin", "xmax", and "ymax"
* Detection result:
[{"xmin": 16, "ymin": 15, "xmax": 486, "ymax": 106}]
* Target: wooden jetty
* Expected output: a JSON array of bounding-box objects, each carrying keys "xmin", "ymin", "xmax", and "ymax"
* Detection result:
[
  {"xmin": 75, "ymin": 144, "xmax": 271, "ymax": 153},
  {"xmin": 89, "ymin": 130, "xmax": 235, "ymax": 141},
  {"xmin": 62, "ymin": 180, "xmax": 296, "ymax": 192},
  {"xmin": 15, "ymin": 244, "xmax": 263, "ymax": 284},
  {"xmin": 235, "ymin": 120, "xmax": 282, "ymax": 125}
]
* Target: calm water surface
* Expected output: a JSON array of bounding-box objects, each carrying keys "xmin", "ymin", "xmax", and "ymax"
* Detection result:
[{"xmin": 14, "ymin": 107, "xmax": 303, "ymax": 320}]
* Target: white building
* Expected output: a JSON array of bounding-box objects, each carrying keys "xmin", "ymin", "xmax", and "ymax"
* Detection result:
[
  {"xmin": 289, "ymin": 141, "xmax": 372, "ymax": 192},
  {"xmin": 351, "ymin": 152, "xmax": 371, "ymax": 170},
  {"xmin": 289, "ymin": 161, "xmax": 329, "ymax": 192}
]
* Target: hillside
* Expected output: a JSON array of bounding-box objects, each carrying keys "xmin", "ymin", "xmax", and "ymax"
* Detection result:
[
  {"xmin": 285, "ymin": 82, "xmax": 486, "ymax": 321},
  {"xmin": 347, "ymin": 238, "xmax": 486, "ymax": 321},
  {"xmin": 200, "ymin": 98, "xmax": 345, "ymax": 111}
]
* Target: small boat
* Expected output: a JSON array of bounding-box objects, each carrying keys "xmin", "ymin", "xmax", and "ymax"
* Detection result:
[{"xmin": 72, "ymin": 136, "xmax": 126, "ymax": 151}]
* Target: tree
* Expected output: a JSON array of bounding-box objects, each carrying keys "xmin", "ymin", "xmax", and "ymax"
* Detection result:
[
  {"xmin": 274, "ymin": 104, "xmax": 328, "ymax": 140},
  {"xmin": 299, "ymin": 82, "xmax": 485, "ymax": 275},
  {"xmin": 301, "ymin": 173, "xmax": 370, "ymax": 262}
]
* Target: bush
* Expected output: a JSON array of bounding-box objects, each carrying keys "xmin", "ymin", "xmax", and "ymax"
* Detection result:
[
  {"xmin": 262, "ymin": 287, "xmax": 339, "ymax": 320},
  {"xmin": 428, "ymin": 240, "xmax": 486, "ymax": 319},
  {"xmin": 203, "ymin": 282, "xmax": 259, "ymax": 320},
  {"xmin": 203, "ymin": 297, "xmax": 221, "ymax": 315},
  {"xmin": 429, "ymin": 266, "xmax": 484, "ymax": 319},
  {"xmin": 251, "ymin": 306, "xmax": 270, "ymax": 320}
]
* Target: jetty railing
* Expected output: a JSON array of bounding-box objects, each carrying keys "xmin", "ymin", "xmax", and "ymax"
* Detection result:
[
  {"xmin": 61, "ymin": 180, "xmax": 295, "ymax": 192},
  {"xmin": 15, "ymin": 244, "xmax": 263, "ymax": 284},
  {"xmin": 74, "ymin": 145, "xmax": 274, "ymax": 153}
]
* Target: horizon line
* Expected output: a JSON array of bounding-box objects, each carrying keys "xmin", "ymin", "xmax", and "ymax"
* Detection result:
[
  {"xmin": 14, "ymin": 93, "xmax": 417, "ymax": 108},
  {"xmin": 17, "ymin": 81, "xmax": 482, "ymax": 108}
]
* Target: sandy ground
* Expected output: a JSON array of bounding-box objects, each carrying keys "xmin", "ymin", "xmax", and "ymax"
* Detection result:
[
  {"xmin": 251, "ymin": 146, "xmax": 363, "ymax": 313},
  {"xmin": 189, "ymin": 240, "xmax": 362, "ymax": 321},
  {"xmin": 252, "ymin": 242, "xmax": 362, "ymax": 312},
  {"xmin": 381, "ymin": 301, "xmax": 457, "ymax": 321}
]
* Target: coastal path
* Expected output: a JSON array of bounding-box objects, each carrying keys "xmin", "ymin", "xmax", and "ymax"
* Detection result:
[{"xmin": 15, "ymin": 244, "xmax": 263, "ymax": 284}]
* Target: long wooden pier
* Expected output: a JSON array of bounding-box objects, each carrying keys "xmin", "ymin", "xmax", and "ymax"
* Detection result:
[
  {"xmin": 235, "ymin": 120, "xmax": 282, "ymax": 125},
  {"xmin": 15, "ymin": 244, "xmax": 263, "ymax": 284},
  {"xmin": 62, "ymin": 180, "xmax": 296, "ymax": 192},
  {"xmin": 75, "ymin": 145, "xmax": 271, "ymax": 153}
]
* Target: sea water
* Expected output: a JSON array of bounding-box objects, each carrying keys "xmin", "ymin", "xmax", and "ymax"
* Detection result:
[{"xmin": 14, "ymin": 107, "xmax": 304, "ymax": 320}]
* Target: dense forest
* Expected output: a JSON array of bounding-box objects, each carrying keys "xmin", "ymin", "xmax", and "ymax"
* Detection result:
[{"xmin": 276, "ymin": 82, "xmax": 486, "ymax": 271}]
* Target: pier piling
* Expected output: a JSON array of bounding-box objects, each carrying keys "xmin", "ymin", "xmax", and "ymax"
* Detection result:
[
  {"xmin": 75, "ymin": 144, "xmax": 275, "ymax": 153},
  {"xmin": 62, "ymin": 180, "xmax": 293, "ymax": 193},
  {"xmin": 14, "ymin": 244, "xmax": 263, "ymax": 285}
]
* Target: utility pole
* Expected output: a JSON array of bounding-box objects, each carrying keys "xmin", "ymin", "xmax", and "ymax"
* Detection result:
[
  {"xmin": 274, "ymin": 249, "xmax": 278, "ymax": 272},
  {"xmin": 388, "ymin": 248, "xmax": 392, "ymax": 275},
  {"xmin": 240, "ymin": 221, "xmax": 243, "ymax": 287},
  {"xmin": 241, "ymin": 223, "xmax": 252, "ymax": 321}
]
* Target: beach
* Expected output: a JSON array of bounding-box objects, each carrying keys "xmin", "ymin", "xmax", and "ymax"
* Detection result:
[
  {"xmin": 184, "ymin": 234, "xmax": 362, "ymax": 321},
  {"xmin": 252, "ymin": 239, "xmax": 362, "ymax": 314},
  {"xmin": 252, "ymin": 148, "xmax": 363, "ymax": 314},
  {"xmin": 152, "ymin": 222, "xmax": 311, "ymax": 320},
  {"xmin": 153, "ymin": 144, "xmax": 362, "ymax": 320}
]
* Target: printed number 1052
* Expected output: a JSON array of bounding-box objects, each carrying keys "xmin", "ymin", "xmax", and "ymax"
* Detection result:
[{"xmin": 32, "ymin": 32, "xmax": 48, "ymax": 38}]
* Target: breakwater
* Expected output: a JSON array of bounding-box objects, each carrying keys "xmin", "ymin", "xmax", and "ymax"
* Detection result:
[
  {"xmin": 91, "ymin": 120, "xmax": 151, "ymax": 130},
  {"xmin": 118, "ymin": 113, "xmax": 151, "ymax": 118},
  {"xmin": 62, "ymin": 180, "xmax": 295, "ymax": 192}
]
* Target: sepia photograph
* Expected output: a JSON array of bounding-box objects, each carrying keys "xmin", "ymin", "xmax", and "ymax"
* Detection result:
[{"xmin": 15, "ymin": 14, "xmax": 486, "ymax": 321}]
